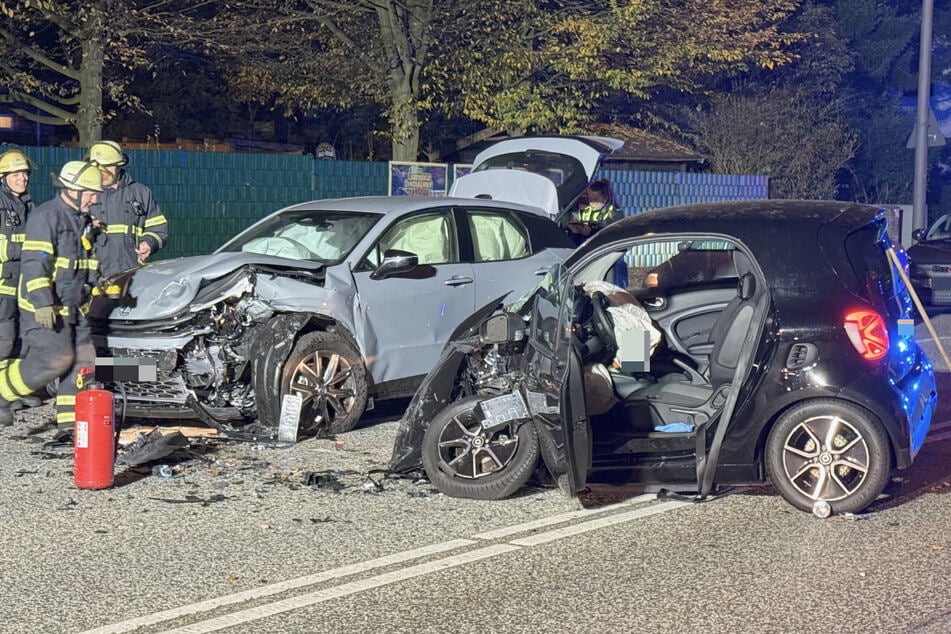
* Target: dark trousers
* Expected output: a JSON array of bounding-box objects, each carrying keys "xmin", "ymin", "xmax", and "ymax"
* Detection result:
[{"xmin": 0, "ymin": 311, "xmax": 95, "ymax": 427}]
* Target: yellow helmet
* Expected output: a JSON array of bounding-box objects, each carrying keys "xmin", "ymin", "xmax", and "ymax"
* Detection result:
[
  {"xmin": 87, "ymin": 140, "xmax": 128, "ymax": 167},
  {"xmin": 52, "ymin": 161, "xmax": 104, "ymax": 192},
  {"xmin": 0, "ymin": 150, "xmax": 32, "ymax": 176}
]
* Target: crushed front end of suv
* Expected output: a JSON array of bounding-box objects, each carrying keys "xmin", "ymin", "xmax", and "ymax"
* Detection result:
[{"xmin": 88, "ymin": 196, "xmax": 574, "ymax": 439}]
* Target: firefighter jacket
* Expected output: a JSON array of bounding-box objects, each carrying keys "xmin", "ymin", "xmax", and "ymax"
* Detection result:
[
  {"xmin": 19, "ymin": 196, "xmax": 98, "ymax": 318},
  {"xmin": 89, "ymin": 171, "xmax": 168, "ymax": 277},
  {"xmin": 0, "ymin": 183, "xmax": 31, "ymax": 302}
]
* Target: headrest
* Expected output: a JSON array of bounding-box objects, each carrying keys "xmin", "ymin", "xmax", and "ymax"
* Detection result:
[
  {"xmin": 738, "ymin": 273, "xmax": 756, "ymax": 300},
  {"xmin": 732, "ymin": 249, "xmax": 754, "ymax": 277}
]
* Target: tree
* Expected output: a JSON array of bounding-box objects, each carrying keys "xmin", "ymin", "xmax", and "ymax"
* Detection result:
[
  {"xmin": 427, "ymin": 0, "xmax": 804, "ymax": 137},
  {"xmin": 205, "ymin": 0, "xmax": 804, "ymax": 161},
  {"xmin": 690, "ymin": 86, "xmax": 857, "ymax": 199},
  {"xmin": 0, "ymin": 0, "xmax": 212, "ymax": 146},
  {"xmin": 203, "ymin": 0, "xmax": 437, "ymax": 162}
]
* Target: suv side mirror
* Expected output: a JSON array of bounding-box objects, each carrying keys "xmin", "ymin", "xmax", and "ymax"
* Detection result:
[
  {"xmin": 370, "ymin": 250, "xmax": 419, "ymax": 280},
  {"xmin": 912, "ymin": 228, "xmax": 927, "ymax": 242}
]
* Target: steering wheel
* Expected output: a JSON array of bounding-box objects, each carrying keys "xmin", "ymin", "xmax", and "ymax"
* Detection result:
[{"xmin": 589, "ymin": 291, "xmax": 617, "ymax": 350}]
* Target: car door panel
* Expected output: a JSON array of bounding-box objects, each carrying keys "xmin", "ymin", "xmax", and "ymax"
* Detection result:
[
  {"xmin": 642, "ymin": 287, "xmax": 736, "ymax": 359},
  {"xmin": 353, "ymin": 265, "xmax": 477, "ymax": 385}
]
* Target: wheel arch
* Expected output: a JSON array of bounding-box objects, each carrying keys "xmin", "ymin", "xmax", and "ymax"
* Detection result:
[
  {"xmin": 251, "ymin": 312, "xmax": 366, "ymax": 429},
  {"xmin": 753, "ymin": 394, "xmax": 898, "ymax": 473}
]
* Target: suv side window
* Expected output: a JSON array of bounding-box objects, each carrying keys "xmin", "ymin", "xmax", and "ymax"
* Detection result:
[
  {"xmin": 361, "ymin": 211, "xmax": 458, "ymax": 268},
  {"xmin": 467, "ymin": 211, "xmax": 530, "ymax": 262}
]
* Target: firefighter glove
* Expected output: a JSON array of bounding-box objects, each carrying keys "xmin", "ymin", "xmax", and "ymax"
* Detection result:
[{"xmin": 35, "ymin": 306, "xmax": 57, "ymax": 329}]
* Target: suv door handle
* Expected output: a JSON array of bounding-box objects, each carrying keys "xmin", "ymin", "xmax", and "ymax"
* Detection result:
[
  {"xmin": 444, "ymin": 276, "xmax": 474, "ymax": 286},
  {"xmin": 534, "ymin": 267, "xmax": 550, "ymax": 275}
]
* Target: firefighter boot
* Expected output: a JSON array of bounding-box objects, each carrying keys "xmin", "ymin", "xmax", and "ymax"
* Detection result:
[{"xmin": 0, "ymin": 397, "xmax": 13, "ymax": 426}]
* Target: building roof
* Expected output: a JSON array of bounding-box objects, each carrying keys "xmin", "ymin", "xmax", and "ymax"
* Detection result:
[{"xmin": 583, "ymin": 122, "xmax": 705, "ymax": 167}]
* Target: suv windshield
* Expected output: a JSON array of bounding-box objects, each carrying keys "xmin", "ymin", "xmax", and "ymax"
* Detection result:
[{"xmin": 218, "ymin": 210, "xmax": 380, "ymax": 264}]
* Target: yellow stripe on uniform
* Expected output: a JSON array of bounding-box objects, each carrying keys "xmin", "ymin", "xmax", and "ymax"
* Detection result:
[
  {"xmin": 104, "ymin": 224, "xmax": 130, "ymax": 235},
  {"xmin": 22, "ymin": 240, "xmax": 54, "ymax": 254},
  {"xmin": 144, "ymin": 214, "xmax": 167, "ymax": 228},
  {"xmin": 57, "ymin": 411, "xmax": 76, "ymax": 424},
  {"xmin": 3, "ymin": 359, "xmax": 34, "ymax": 397},
  {"xmin": 56, "ymin": 394, "xmax": 76, "ymax": 407},
  {"xmin": 142, "ymin": 231, "xmax": 165, "ymax": 247},
  {"xmin": 25, "ymin": 277, "xmax": 51, "ymax": 292}
]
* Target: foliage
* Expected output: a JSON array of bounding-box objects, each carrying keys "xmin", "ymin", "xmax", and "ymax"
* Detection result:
[
  {"xmin": 199, "ymin": 0, "xmax": 438, "ymax": 161},
  {"xmin": 194, "ymin": 0, "xmax": 803, "ymax": 160},
  {"xmin": 689, "ymin": 85, "xmax": 857, "ymax": 199},
  {"xmin": 0, "ymin": 0, "xmax": 214, "ymax": 145},
  {"xmin": 427, "ymin": 0, "xmax": 803, "ymax": 137}
]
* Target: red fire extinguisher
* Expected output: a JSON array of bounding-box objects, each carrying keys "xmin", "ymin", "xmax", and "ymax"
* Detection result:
[{"xmin": 74, "ymin": 379, "xmax": 116, "ymax": 490}]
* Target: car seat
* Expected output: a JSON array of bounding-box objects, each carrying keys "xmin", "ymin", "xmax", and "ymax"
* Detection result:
[{"xmin": 629, "ymin": 250, "xmax": 761, "ymax": 427}]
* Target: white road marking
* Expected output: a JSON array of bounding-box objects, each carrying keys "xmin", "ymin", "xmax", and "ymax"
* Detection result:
[
  {"xmin": 925, "ymin": 419, "xmax": 951, "ymax": 444},
  {"xmin": 472, "ymin": 494, "xmax": 657, "ymax": 540},
  {"xmin": 507, "ymin": 500, "xmax": 690, "ymax": 547},
  {"xmin": 82, "ymin": 494, "xmax": 684, "ymax": 634},
  {"xmin": 78, "ymin": 539, "xmax": 475, "ymax": 634},
  {"xmin": 158, "ymin": 545, "xmax": 522, "ymax": 634}
]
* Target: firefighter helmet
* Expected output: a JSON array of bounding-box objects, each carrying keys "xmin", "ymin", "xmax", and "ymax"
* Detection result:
[
  {"xmin": 86, "ymin": 140, "xmax": 128, "ymax": 167},
  {"xmin": 0, "ymin": 150, "xmax": 33, "ymax": 176},
  {"xmin": 52, "ymin": 161, "xmax": 104, "ymax": 192}
]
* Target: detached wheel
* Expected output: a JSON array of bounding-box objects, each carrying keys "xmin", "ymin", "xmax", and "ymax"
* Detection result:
[
  {"xmin": 421, "ymin": 396, "xmax": 539, "ymax": 500},
  {"xmin": 766, "ymin": 400, "xmax": 891, "ymax": 515},
  {"xmin": 282, "ymin": 331, "xmax": 367, "ymax": 435}
]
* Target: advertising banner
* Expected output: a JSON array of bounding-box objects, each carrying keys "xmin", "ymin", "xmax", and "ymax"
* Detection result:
[{"xmin": 389, "ymin": 161, "xmax": 448, "ymax": 196}]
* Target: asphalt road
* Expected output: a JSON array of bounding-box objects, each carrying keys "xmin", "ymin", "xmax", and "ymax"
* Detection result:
[{"xmin": 1, "ymin": 315, "xmax": 951, "ymax": 633}]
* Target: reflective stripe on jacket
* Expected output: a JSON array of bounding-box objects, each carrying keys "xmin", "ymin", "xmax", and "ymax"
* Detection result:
[
  {"xmin": 0, "ymin": 185, "xmax": 31, "ymax": 297},
  {"xmin": 18, "ymin": 196, "xmax": 98, "ymax": 314},
  {"xmin": 90, "ymin": 171, "xmax": 168, "ymax": 277}
]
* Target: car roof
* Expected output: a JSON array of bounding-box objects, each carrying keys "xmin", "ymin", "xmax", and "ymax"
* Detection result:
[
  {"xmin": 588, "ymin": 199, "xmax": 886, "ymax": 249},
  {"xmin": 278, "ymin": 195, "xmax": 551, "ymax": 218}
]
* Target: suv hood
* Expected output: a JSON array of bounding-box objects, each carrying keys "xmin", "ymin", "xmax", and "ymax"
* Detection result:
[
  {"xmin": 104, "ymin": 252, "xmax": 325, "ymax": 321},
  {"xmin": 450, "ymin": 135, "xmax": 623, "ymax": 219}
]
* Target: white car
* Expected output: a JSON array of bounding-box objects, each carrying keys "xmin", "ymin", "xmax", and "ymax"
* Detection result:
[{"xmin": 90, "ymin": 196, "xmax": 574, "ymax": 438}]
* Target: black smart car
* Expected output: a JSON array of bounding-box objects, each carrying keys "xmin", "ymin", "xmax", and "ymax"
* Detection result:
[{"xmin": 390, "ymin": 200, "xmax": 938, "ymax": 516}]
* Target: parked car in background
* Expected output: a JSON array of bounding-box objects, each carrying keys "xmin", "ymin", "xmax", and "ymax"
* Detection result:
[
  {"xmin": 89, "ymin": 196, "xmax": 574, "ymax": 437},
  {"xmin": 391, "ymin": 200, "xmax": 936, "ymax": 517},
  {"xmin": 908, "ymin": 214, "xmax": 951, "ymax": 307}
]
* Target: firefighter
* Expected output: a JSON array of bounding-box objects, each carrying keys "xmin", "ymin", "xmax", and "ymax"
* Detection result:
[
  {"xmin": 0, "ymin": 161, "xmax": 102, "ymax": 427},
  {"xmin": 86, "ymin": 140, "xmax": 168, "ymax": 278},
  {"xmin": 0, "ymin": 150, "xmax": 33, "ymax": 362}
]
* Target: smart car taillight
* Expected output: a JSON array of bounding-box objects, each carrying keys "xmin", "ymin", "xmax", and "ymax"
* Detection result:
[{"xmin": 843, "ymin": 310, "xmax": 888, "ymax": 361}]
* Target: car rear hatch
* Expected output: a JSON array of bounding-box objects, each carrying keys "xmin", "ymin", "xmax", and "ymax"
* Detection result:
[
  {"xmin": 829, "ymin": 210, "xmax": 936, "ymax": 458},
  {"xmin": 449, "ymin": 136, "xmax": 624, "ymax": 219}
]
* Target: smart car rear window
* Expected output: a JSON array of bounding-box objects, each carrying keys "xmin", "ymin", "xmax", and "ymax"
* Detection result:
[{"xmin": 844, "ymin": 223, "xmax": 903, "ymax": 312}]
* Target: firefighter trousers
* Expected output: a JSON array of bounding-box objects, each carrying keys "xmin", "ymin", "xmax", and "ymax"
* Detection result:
[
  {"xmin": 0, "ymin": 312, "xmax": 95, "ymax": 428},
  {"xmin": 0, "ymin": 318, "xmax": 15, "ymax": 361}
]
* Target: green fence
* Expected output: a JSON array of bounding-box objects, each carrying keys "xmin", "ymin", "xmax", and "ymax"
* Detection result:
[
  {"xmin": 19, "ymin": 147, "xmax": 388, "ymax": 258},
  {"xmin": 9, "ymin": 145, "xmax": 767, "ymax": 259}
]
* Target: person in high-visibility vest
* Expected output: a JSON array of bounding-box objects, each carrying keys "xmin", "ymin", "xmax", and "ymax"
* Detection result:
[
  {"xmin": 567, "ymin": 179, "xmax": 624, "ymax": 243},
  {"xmin": 567, "ymin": 179, "xmax": 628, "ymax": 286},
  {"xmin": 85, "ymin": 141, "xmax": 169, "ymax": 278},
  {"xmin": 0, "ymin": 150, "xmax": 34, "ymax": 365},
  {"xmin": 0, "ymin": 161, "xmax": 102, "ymax": 427}
]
